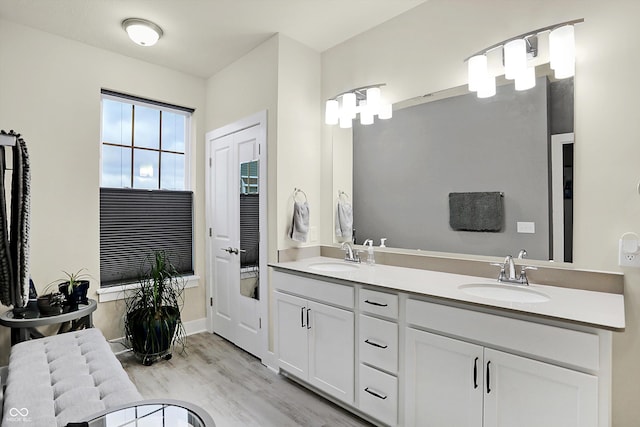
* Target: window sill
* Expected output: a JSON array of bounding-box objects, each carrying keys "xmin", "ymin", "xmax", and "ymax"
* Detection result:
[{"xmin": 96, "ymin": 275, "xmax": 200, "ymax": 303}]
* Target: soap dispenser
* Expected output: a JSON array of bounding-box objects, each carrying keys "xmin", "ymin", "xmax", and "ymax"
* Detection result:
[
  {"xmin": 364, "ymin": 239, "xmax": 375, "ymax": 265},
  {"xmin": 380, "ymin": 238, "xmax": 387, "ymax": 248}
]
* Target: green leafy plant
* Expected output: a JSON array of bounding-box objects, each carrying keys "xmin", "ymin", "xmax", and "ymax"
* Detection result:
[
  {"xmin": 58, "ymin": 268, "xmax": 91, "ymax": 294},
  {"xmin": 124, "ymin": 250, "xmax": 186, "ymax": 365}
]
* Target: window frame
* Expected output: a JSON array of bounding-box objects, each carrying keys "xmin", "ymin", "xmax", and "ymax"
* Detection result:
[
  {"xmin": 100, "ymin": 91, "xmax": 192, "ymax": 191},
  {"xmin": 98, "ymin": 90, "xmax": 195, "ymax": 290}
]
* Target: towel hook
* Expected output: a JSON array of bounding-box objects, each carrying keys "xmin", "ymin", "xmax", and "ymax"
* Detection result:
[
  {"xmin": 338, "ymin": 190, "xmax": 350, "ymax": 200},
  {"xmin": 294, "ymin": 187, "xmax": 308, "ymax": 202}
]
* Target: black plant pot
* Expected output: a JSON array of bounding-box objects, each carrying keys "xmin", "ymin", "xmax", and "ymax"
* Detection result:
[
  {"xmin": 127, "ymin": 306, "xmax": 180, "ymax": 365},
  {"xmin": 59, "ymin": 280, "xmax": 89, "ymax": 307},
  {"xmin": 36, "ymin": 293, "xmax": 64, "ymax": 316}
]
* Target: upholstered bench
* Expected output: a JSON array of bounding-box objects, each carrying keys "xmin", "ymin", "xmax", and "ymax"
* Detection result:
[{"xmin": 2, "ymin": 328, "xmax": 142, "ymax": 426}]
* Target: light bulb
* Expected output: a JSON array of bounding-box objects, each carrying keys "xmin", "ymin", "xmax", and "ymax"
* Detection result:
[
  {"xmin": 339, "ymin": 115, "xmax": 353, "ymax": 129},
  {"xmin": 378, "ymin": 103, "xmax": 392, "ymax": 120},
  {"xmin": 468, "ymin": 55, "xmax": 488, "ymax": 92},
  {"xmin": 549, "ymin": 25, "xmax": 575, "ymax": 79},
  {"xmin": 477, "ymin": 75, "xmax": 496, "ymax": 98},
  {"xmin": 365, "ymin": 87, "xmax": 381, "ymax": 115},
  {"xmin": 341, "ymin": 92, "xmax": 357, "ymax": 119},
  {"xmin": 504, "ymin": 39, "xmax": 527, "ymax": 80},
  {"xmin": 325, "ymin": 100, "xmax": 339, "ymax": 125},
  {"xmin": 515, "ymin": 67, "xmax": 536, "ymax": 91}
]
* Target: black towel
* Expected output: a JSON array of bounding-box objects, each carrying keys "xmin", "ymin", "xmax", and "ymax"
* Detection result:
[{"xmin": 449, "ymin": 192, "xmax": 504, "ymax": 232}]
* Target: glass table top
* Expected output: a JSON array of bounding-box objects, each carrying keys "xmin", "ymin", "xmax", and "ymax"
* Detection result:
[{"xmin": 86, "ymin": 403, "xmax": 209, "ymax": 427}]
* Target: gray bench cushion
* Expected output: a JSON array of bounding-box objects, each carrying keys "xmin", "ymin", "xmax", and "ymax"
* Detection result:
[{"xmin": 2, "ymin": 328, "xmax": 142, "ymax": 427}]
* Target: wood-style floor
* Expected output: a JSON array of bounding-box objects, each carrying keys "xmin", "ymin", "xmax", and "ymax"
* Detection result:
[{"xmin": 118, "ymin": 332, "xmax": 373, "ymax": 427}]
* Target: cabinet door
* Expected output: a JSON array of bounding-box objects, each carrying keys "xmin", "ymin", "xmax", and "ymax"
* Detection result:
[
  {"xmin": 307, "ymin": 300, "xmax": 355, "ymax": 404},
  {"xmin": 483, "ymin": 348, "xmax": 598, "ymax": 427},
  {"xmin": 405, "ymin": 328, "xmax": 483, "ymax": 427},
  {"xmin": 274, "ymin": 291, "xmax": 308, "ymax": 379}
]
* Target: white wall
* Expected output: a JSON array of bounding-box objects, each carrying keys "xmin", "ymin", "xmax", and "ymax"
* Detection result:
[
  {"xmin": 0, "ymin": 19, "xmax": 208, "ymax": 358},
  {"xmin": 205, "ymin": 34, "xmax": 321, "ymax": 354},
  {"xmin": 322, "ymin": 0, "xmax": 640, "ymax": 424},
  {"xmin": 276, "ymin": 35, "xmax": 322, "ymax": 251}
]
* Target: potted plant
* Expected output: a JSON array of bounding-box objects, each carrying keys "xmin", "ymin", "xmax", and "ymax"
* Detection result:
[
  {"xmin": 57, "ymin": 268, "xmax": 91, "ymax": 307},
  {"xmin": 124, "ymin": 250, "xmax": 186, "ymax": 366}
]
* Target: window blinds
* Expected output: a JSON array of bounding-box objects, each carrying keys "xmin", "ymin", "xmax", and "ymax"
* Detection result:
[{"xmin": 100, "ymin": 188, "xmax": 193, "ymax": 286}]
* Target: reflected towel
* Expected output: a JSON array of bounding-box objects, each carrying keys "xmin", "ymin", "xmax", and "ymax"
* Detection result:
[
  {"xmin": 449, "ymin": 191, "xmax": 503, "ymax": 232},
  {"xmin": 289, "ymin": 201, "xmax": 310, "ymax": 242},
  {"xmin": 335, "ymin": 200, "xmax": 353, "ymax": 239}
]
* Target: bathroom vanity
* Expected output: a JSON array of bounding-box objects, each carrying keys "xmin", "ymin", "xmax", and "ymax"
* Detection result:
[{"xmin": 270, "ymin": 257, "xmax": 624, "ymax": 427}]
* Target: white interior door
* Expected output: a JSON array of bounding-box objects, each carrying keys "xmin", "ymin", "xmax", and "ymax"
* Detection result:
[{"xmin": 207, "ymin": 121, "xmax": 264, "ymax": 359}]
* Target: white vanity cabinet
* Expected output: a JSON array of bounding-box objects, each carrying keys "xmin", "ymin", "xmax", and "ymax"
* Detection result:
[
  {"xmin": 270, "ymin": 259, "xmax": 619, "ymax": 427},
  {"xmin": 405, "ymin": 298, "xmax": 601, "ymax": 427},
  {"xmin": 273, "ymin": 271, "xmax": 355, "ymax": 404}
]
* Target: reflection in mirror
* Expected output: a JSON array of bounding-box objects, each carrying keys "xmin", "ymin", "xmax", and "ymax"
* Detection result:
[
  {"xmin": 240, "ymin": 160, "xmax": 259, "ymax": 300},
  {"xmin": 351, "ymin": 69, "xmax": 573, "ymax": 262}
]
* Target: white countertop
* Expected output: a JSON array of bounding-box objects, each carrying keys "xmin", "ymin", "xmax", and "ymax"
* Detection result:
[{"xmin": 270, "ymin": 256, "xmax": 625, "ymax": 331}]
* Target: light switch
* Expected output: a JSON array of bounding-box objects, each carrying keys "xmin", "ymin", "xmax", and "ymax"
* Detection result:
[{"xmin": 517, "ymin": 221, "xmax": 535, "ymax": 233}]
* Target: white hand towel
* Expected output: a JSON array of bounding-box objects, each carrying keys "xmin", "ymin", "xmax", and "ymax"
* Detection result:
[
  {"xmin": 335, "ymin": 200, "xmax": 353, "ymax": 239},
  {"xmin": 289, "ymin": 201, "xmax": 310, "ymax": 242}
]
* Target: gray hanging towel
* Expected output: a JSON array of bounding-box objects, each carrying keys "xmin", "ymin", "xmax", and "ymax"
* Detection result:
[
  {"xmin": 289, "ymin": 201, "xmax": 310, "ymax": 242},
  {"xmin": 449, "ymin": 192, "xmax": 504, "ymax": 232}
]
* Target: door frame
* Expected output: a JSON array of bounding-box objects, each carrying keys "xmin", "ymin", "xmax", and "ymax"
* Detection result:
[
  {"xmin": 205, "ymin": 110, "xmax": 268, "ymax": 362},
  {"xmin": 550, "ymin": 132, "xmax": 574, "ymax": 262}
]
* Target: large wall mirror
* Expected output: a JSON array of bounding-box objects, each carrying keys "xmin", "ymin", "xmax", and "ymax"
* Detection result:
[{"xmin": 345, "ymin": 65, "xmax": 574, "ymax": 262}]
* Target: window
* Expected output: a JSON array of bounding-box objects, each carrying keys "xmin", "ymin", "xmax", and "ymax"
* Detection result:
[{"xmin": 99, "ymin": 90, "xmax": 194, "ymax": 287}]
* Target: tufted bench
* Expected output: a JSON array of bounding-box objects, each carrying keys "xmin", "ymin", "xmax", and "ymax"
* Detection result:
[{"xmin": 2, "ymin": 328, "xmax": 142, "ymax": 426}]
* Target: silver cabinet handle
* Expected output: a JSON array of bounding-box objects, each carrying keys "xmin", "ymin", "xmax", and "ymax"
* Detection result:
[
  {"xmin": 301, "ymin": 307, "xmax": 305, "ymax": 328},
  {"xmin": 306, "ymin": 308, "xmax": 311, "ymax": 329}
]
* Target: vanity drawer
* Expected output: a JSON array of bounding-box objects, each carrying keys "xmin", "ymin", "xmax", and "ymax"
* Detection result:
[
  {"xmin": 272, "ymin": 270, "xmax": 354, "ymax": 309},
  {"xmin": 406, "ymin": 298, "xmax": 600, "ymax": 371},
  {"xmin": 359, "ymin": 363, "xmax": 398, "ymax": 426},
  {"xmin": 359, "ymin": 288, "xmax": 398, "ymax": 319},
  {"xmin": 359, "ymin": 314, "xmax": 398, "ymax": 373}
]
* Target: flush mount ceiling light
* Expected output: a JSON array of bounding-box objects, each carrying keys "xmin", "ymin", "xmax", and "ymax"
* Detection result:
[
  {"xmin": 465, "ymin": 18, "xmax": 583, "ymax": 98},
  {"xmin": 122, "ymin": 18, "xmax": 163, "ymax": 47},
  {"xmin": 325, "ymin": 84, "xmax": 392, "ymax": 128}
]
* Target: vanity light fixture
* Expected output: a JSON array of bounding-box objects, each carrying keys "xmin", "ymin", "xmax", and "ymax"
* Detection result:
[
  {"xmin": 465, "ymin": 18, "xmax": 583, "ymax": 98},
  {"xmin": 122, "ymin": 18, "xmax": 163, "ymax": 47},
  {"xmin": 325, "ymin": 84, "xmax": 392, "ymax": 128}
]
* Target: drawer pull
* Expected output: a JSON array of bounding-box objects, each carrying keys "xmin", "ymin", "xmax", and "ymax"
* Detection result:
[
  {"xmin": 364, "ymin": 299, "xmax": 388, "ymax": 307},
  {"xmin": 365, "ymin": 339, "xmax": 388, "ymax": 349},
  {"xmin": 473, "ymin": 357, "xmax": 478, "ymax": 389},
  {"xmin": 364, "ymin": 387, "xmax": 388, "ymax": 400}
]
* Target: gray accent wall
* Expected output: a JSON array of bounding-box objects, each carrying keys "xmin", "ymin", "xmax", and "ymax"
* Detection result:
[{"xmin": 353, "ymin": 77, "xmax": 550, "ymax": 259}]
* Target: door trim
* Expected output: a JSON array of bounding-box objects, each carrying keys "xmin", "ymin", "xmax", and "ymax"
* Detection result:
[{"xmin": 205, "ymin": 110, "xmax": 268, "ymax": 363}]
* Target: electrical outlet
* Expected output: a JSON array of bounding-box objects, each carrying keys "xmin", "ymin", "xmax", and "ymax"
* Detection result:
[{"xmin": 618, "ymin": 240, "xmax": 640, "ymax": 267}]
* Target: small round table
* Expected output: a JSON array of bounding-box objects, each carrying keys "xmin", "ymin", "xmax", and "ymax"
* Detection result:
[
  {"xmin": 81, "ymin": 399, "xmax": 215, "ymax": 426},
  {"xmin": 0, "ymin": 299, "xmax": 97, "ymax": 345}
]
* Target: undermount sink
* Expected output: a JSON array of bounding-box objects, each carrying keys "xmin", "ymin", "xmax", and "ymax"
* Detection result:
[
  {"xmin": 308, "ymin": 262, "xmax": 360, "ymax": 272},
  {"xmin": 459, "ymin": 283, "xmax": 550, "ymax": 303}
]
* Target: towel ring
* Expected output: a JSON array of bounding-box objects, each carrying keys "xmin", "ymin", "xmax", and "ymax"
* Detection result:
[
  {"xmin": 294, "ymin": 188, "xmax": 308, "ymax": 202},
  {"xmin": 338, "ymin": 190, "xmax": 350, "ymax": 200}
]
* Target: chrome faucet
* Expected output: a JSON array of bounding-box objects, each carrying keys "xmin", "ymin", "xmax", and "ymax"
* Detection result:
[
  {"xmin": 341, "ymin": 242, "xmax": 361, "ymax": 263},
  {"xmin": 490, "ymin": 250, "xmax": 537, "ymax": 285}
]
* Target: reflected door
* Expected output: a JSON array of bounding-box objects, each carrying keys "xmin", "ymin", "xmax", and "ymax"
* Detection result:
[{"xmin": 209, "ymin": 126, "xmax": 261, "ymax": 358}]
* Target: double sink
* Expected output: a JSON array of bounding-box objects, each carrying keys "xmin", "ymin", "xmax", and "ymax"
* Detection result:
[{"xmin": 307, "ymin": 261, "xmax": 550, "ymax": 304}]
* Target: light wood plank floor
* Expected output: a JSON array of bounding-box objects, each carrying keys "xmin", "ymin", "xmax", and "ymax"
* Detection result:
[{"xmin": 118, "ymin": 332, "xmax": 374, "ymax": 427}]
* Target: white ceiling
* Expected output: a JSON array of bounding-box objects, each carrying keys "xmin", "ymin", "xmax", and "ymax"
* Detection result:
[{"xmin": 0, "ymin": 0, "xmax": 427, "ymax": 78}]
